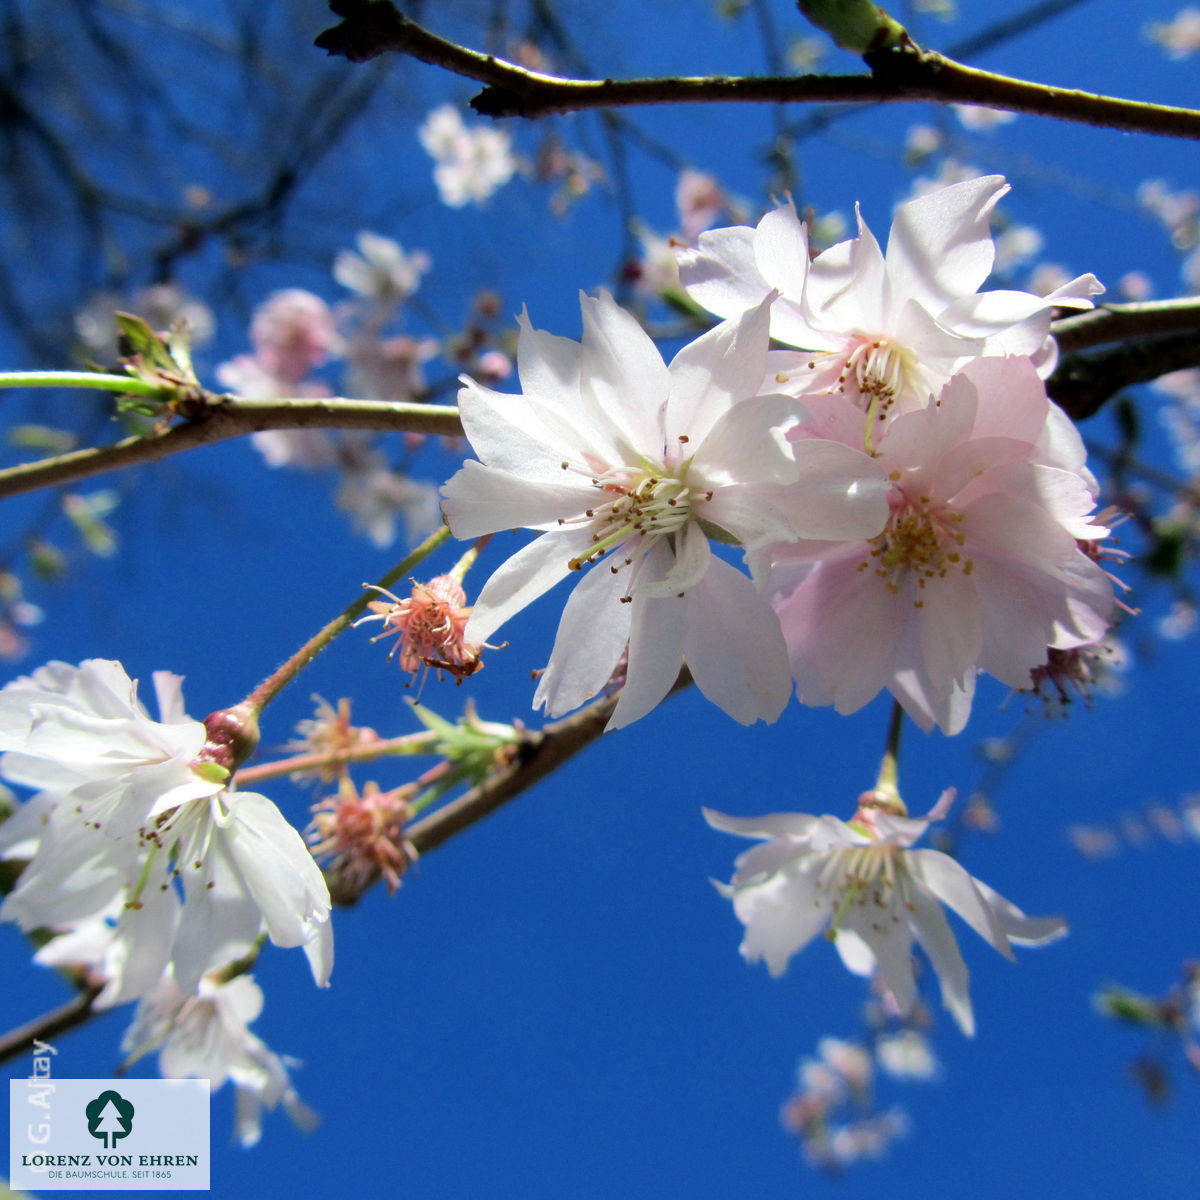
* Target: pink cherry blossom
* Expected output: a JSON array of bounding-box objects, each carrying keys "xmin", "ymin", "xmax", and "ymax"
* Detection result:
[{"xmin": 760, "ymin": 357, "xmax": 1115, "ymax": 733}]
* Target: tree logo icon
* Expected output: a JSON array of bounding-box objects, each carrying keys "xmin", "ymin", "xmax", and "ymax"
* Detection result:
[{"xmin": 85, "ymin": 1090, "xmax": 135, "ymax": 1149}]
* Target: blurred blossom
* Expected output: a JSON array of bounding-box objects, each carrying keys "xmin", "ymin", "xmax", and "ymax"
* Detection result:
[
  {"xmin": 1182, "ymin": 246, "xmax": 1200, "ymax": 292},
  {"xmin": 476, "ymin": 349, "xmax": 513, "ymax": 382},
  {"xmin": 909, "ymin": 157, "xmax": 986, "ymax": 198},
  {"xmin": 345, "ymin": 334, "xmax": 438, "ymax": 404},
  {"xmin": 1182, "ymin": 796, "xmax": 1200, "ymax": 839},
  {"xmin": 993, "ymin": 224, "xmax": 1044, "ymax": 274},
  {"xmin": 818, "ymin": 1037, "xmax": 873, "ymax": 1097},
  {"xmin": 675, "ymin": 168, "xmax": 726, "ymax": 242},
  {"xmin": 74, "ymin": 283, "xmax": 214, "ymax": 361},
  {"xmin": 823, "ymin": 1109, "xmax": 910, "ymax": 1167},
  {"xmin": 334, "ymin": 232, "xmax": 430, "ymax": 306},
  {"xmin": 1137, "ymin": 178, "xmax": 1200, "ymax": 247},
  {"xmin": 250, "ymin": 290, "xmax": 341, "ymax": 386},
  {"xmin": 248, "ymin": 429, "xmax": 339, "ymax": 471},
  {"xmin": 1147, "ymin": 804, "xmax": 1186, "ymax": 844},
  {"xmin": 1146, "ymin": 7, "xmax": 1200, "ymax": 57},
  {"xmin": 787, "ymin": 35, "xmax": 827, "ymax": 71},
  {"xmin": 1067, "ymin": 824, "xmax": 1122, "ymax": 860},
  {"xmin": 122, "ymin": 972, "xmax": 317, "ymax": 1148},
  {"xmin": 1153, "ymin": 367, "xmax": 1200, "ymax": 400},
  {"xmin": 1119, "ymin": 270, "xmax": 1154, "ymax": 300},
  {"xmin": 1158, "ymin": 598, "xmax": 1198, "ymax": 640},
  {"xmin": 336, "ymin": 445, "xmax": 442, "ymax": 548},
  {"xmin": 876, "ymin": 1031, "xmax": 940, "ymax": 1080},
  {"xmin": 628, "ymin": 225, "xmax": 683, "ymax": 297},
  {"xmin": 903, "ymin": 123, "xmax": 943, "ymax": 164},
  {"xmin": 914, "ymin": 0, "xmax": 955, "ymax": 15},
  {"xmin": 1027, "ymin": 262, "xmax": 1076, "ymax": 296},
  {"xmin": 419, "ymin": 103, "xmax": 516, "ymax": 208},
  {"xmin": 953, "ymin": 104, "xmax": 1017, "ymax": 131}
]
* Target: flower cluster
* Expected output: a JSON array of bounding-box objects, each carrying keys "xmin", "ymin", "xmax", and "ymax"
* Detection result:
[
  {"xmin": 442, "ymin": 176, "xmax": 1115, "ymax": 734},
  {"xmin": 418, "ymin": 104, "xmax": 517, "ymax": 209},
  {"xmin": 0, "ymin": 660, "xmax": 332, "ymax": 1003}
]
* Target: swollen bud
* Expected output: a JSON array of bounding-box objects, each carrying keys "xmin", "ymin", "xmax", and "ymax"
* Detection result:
[
  {"xmin": 199, "ymin": 702, "xmax": 261, "ymax": 774},
  {"xmin": 796, "ymin": 0, "xmax": 911, "ymax": 55}
]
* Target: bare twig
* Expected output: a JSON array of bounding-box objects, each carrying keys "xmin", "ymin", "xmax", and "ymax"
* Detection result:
[
  {"xmin": 1048, "ymin": 331, "xmax": 1200, "ymax": 421},
  {"xmin": 316, "ymin": 2, "xmax": 1200, "ymax": 140},
  {"xmin": 1051, "ymin": 298, "xmax": 1200, "ymax": 356},
  {"xmin": 0, "ymin": 396, "xmax": 464, "ymax": 501},
  {"xmin": 0, "ymin": 982, "xmax": 105, "ymax": 1066}
]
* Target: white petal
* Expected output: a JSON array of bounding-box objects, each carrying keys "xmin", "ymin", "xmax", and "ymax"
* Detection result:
[
  {"xmin": 440, "ymin": 460, "xmax": 595, "ymax": 538},
  {"xmin": 683, "ymin": 557, "xmax": 792, "ymax": 725},
  {"xmin": 774, "ymin": 439, "xmax": 889, "ymax": 540},
  {"xmin": 578, "ymin": 291, "xmax": 669, "ymax": 461},
  {"xmin": 966, "ymin": 875, "xmax": 1068, "ymax": 946},
  {"xmin": 728, "ymin": 857, "xmax": 833, "ymax": 978},
  {"xmin": 515, "ymin": 306, "xmax": 581, "ymax": 399},
  {"xmin": 533, "ymin": 560, "xmax": 633, "ymax": 718},
  {"xmin": 666, "ymin": 296, "xmax": 775, "ymax": 445},
  {"xmin": 677, "ymin": 225, "xmax": 772, "ymax": 319},
  {"xmin": 689, "ymin": 393, "xmax": 801, "ymax": 489},
  {"xmin": 907, "ymin": 849, "xmax": 1014, "ymax": 960},
  {"xmin": 464, "ymin": 528, "xmax": 594, "ymax": 645},
  {"xmin": 220, "ymin": 791, "xmax": 333, "ymax": 984},
  {"xmin": 906, "ymin": 879, "xmax": 976, "ymax": 1036},
  {"xmin": 702, "ymin": 808, "xmax": 821, "ymax": 841},
  {"xmin": 609, "ymin": 544, "xmax": 686, "ymax": 728},
  {"xmin": 885, "ymin": 175, "xmax": 1009, "ymax": 312}
]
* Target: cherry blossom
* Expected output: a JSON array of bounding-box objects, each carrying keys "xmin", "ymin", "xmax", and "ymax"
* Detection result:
[
  {"xmin": 760, "ymin": 357, "xmax": 1115, "ymax": 734},
  {"xmin": 122, "ymin": 971, "xmax": 318, "ymax": 1147},
  {"xmin": 333, "ymin": 231, "xmax": 431, "ymax": 307},
  {"xmin": 677, "ymin": 175, "xmax": 1102, "ymax": 422},
  {"xmin": 0, "ymin": 659, "xmax": 332, "ymax": 994},
  {"xmin": 440, "ymin": 291, "xmax": 888, "ymax": 729},
  {"xmin": 418, "ymin": 104, "xmax": 516, "ymax": 209},
  {"xmin": 706, "ymin": 790, "xmax": 1067, "ymax": 1035}
]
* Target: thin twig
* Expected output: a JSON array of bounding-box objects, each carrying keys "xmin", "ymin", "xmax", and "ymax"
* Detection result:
[
  {"xmin": 315, "ymin": 3, "xmax": 1200, "ymax": 140},
  {"xmin": 0, "ymin": 982, "xmax": 105, "ymax": 1066},
  {"xmin": 0, "ymin": 396, "xmax": 464, "ymax": 501}
]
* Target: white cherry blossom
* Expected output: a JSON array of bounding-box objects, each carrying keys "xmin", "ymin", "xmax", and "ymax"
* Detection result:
[
  {"xmin": 0, "ymin": 659, "xmax": 332, "ymax": 993},
  {"xmin": 706, "ymin": 791, "xmax": 1067, "ymax": 1035},
  {"xmin": 122, "ymin": 971, "xmax": 318, "ymax": 1148},
  {"xmin": 677, "ymin": 175, "xmax": 1102, "ymax": 422},
  {"xmin": 441, "ymin": 291, "xmax": 888, "ymax": 729}
]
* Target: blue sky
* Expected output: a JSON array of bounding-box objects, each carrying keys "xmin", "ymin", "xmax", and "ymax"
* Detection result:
[{"xmin": 2, "ymin": 0, "xmax": 1200, "ymax": 1196}]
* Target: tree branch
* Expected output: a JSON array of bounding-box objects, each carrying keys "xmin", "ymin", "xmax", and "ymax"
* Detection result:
[
  {"xmin": 1048, "ymin": 331, "xmax": 1200, "ymax": 421},
  {"xmin": 0, "ymin": 396, "xmax": 464, "ymax": 501},
  {"xmin": 1051, "ymin": 298, "xmax": 1200, "ymax": 356},
  {"xmin": 0, "ymin": 981, "xmax": 105, "ymax": 1066},
  {"xmin": 316, "ymin": 2, "xmax": 1200, "ymax": 139}
]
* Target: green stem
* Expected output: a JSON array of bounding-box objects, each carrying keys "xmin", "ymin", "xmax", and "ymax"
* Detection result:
[
  {"xmin": 0, "ymin": 370, "xmax": 164, "ymax": 397},
  {"xmin": 234, "ymin": 730, "xmax": 442, "ymax": 786},
  {"xmin": 874, "ymin": 700, "xmax": 906, "ymax": 814},
  {"xmin": 242, "ymin": 524, "xmax": 452, "ymax": 716}
]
